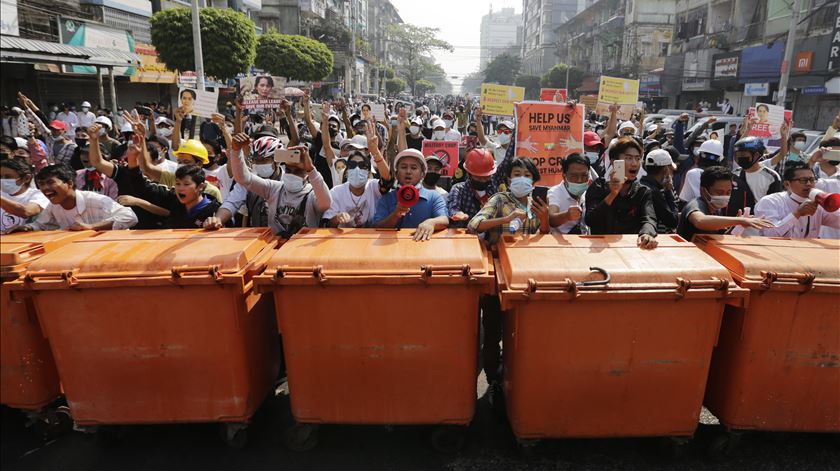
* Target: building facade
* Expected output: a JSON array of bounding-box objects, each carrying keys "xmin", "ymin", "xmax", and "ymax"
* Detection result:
[
  {"xmin": 521, "ymin": 0, "xmax": 592, "ymax": 75},
  {"xmin": 480, "ymin": 7, "xmax": 522, "ymax": 70}
]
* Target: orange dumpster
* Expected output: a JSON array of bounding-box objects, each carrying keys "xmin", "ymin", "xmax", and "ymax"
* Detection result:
[
  {"xmin": 254, "ymin": 228, "xmax": 495, "ymax": 452},
  {"xmin": 495, "ymin": 234, "xmax": 747, "ymax": 448},
  {"xmin": 694, "ymin": 236, "xmax": 839, "ymax": 436},
  {"xmin": 1, "ymin": 230, "xmax": 94, "ymax": 414},
  {"xmin": 22, "ymin": 228, "xmax": 281, "ymax": 447}
]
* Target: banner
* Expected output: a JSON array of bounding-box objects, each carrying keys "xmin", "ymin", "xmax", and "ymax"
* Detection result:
[
  {"xmin": 130, "ymin": 43, "xmax": 177, "ymax": 84},
  {"xmin": 421, "ymin": 140, "xmax": 460, "ymax": 177},
  {"xmin": 747, "ymin": 103, "xmax": 785, "ymax": 140},
  {"xmin": 515, "ymin": 102, "xmax": 585, "ymax": 186},
  {"xmin": 480, "ymin": 83, "xmax": 525, "ymax": 117},
  {"xmin": 540, "ymin": 88, "xmax": 567, "ymax": 102},
  {"xmin": 595, "ymin": 76, "xmax": 640, "ymax": 120},
  {"xmin": 239, "ymin": 75, "xmax": 288, "ymax": 111},
  {"xmin": 370, "ymin": 103, "xmax": 387, "ymax": 121},
  {"xmin": 579, "ymin": 95, "xmax": 598, "ymax": 111},
  {"xmin": 179, "ymin": 88, "xmax": 219, "ymax": 118}
]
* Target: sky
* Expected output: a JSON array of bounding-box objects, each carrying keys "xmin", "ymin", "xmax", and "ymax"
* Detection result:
[{"xmin": 389, "ymin": 0, "xmax": 522, "ymax": 93}]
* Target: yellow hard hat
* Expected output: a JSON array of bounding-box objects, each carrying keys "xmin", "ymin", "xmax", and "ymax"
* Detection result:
[{"xmin": 174, "ymin": 139, "xmax": 209, "ymax": 164}]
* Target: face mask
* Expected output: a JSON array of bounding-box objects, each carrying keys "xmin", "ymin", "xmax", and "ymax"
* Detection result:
[
  {"xmin": 471, "ymin": 178, "xmax": 489, "ymax": 191},
  {"xmin": 468, "ymin": 130, "xmax": 477, "ymax": 136},
  {"xmin": 85, "ymin": 166, "xmax": 97, "ymax": 172},
  {"xmin": 585, "ymin": 151, "xmax": 600, "ymax": 164},
  {"xmin": 282, "ymin": 173, "xmax": 305, "ymax": 193},
  {"xmin": 692, "ymin": 148, "xmax": 700, "ymax": 157},
  {"xmin": 329, "ymin": 128, "xmax": 339, "ymax": 138},
  {"xmin": 792, "ymin": 141, "xmax": 806, "ymax": 151},
  {"xmin": 99, "ymin": 128, "xmax": 108, "ymax": 137},
  {"xmin": 433, "ymin": 130, "xmax": 446, "ymax": 140},
  {"xmin": 157, "ymin": 128, "xmax": 172, "ymax": 138},
  {"xmin": 423, "ymin": 172, "xmax": 441, "ymax": 186},
  {"xmin": 709, "ymin": 195, "xmax": 730, "ymax": 208},
  {"xmin": 0, "ymin": 178, "xmax": 21, "ymax": 194},
  {"xmin": 254, "ymin": 163, "xmax": 275, "ymax": 178},
  {"xmin": 736, "ymin": 155, "xmax": 756, "ymax": 169},
  {"xmin": 509, "ymin": 176, "xmax": 534, "ymax": 198},
  {"xmin": 75, "ymin": 138, "xmax": 88, "ymax": 147},
  {"xmin": 347, "ymin": 167, "xmax": 368, "ymax": 188},
  {"xmin": 409, "ymin": 125, "xmax": 420, "ymax": 135},
  {"xmin": 390, "ymin": 119, "xmax": 398, "ymax": 127},
  {"xmin": 443, "ymin": 119, "xmax": 453, "ymax": 128},
  {"xmin": 226, "ymin": 125, "xmax": 235, "ymax": 135},
  {"xmin": 497, "ymin": 133, "xmax": 511, "ymax": 145},
  {"xmin": 566, "ymin": 180, "xmax": 589, "ymax": 197},
  {"xmin": 53, "ymin": 135, "xmax": 65, "ymax": 142}
]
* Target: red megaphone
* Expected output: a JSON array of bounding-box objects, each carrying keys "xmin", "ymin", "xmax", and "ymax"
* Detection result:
[
  {"xmin": 809, "ymin": 189, "xmax": 840, "ymax": 212},
  {"xmin": 397, "ymin": 185, "xmax": 420, "ymax": 207}
]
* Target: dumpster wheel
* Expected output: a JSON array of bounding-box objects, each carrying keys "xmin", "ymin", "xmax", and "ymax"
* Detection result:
[
  {"xmin": 283, "ymin": 423, "xmax": 319, "ymax": 452},
  {"xmin": 430, "ymin": 425, "xmax": 467, "ymax": 454},
  {"xmin": 707, "ymin": 431, "xmax": 742, "ymax": 462},
  {"xmin": 658, "ymin": 436, "xmax": 692, "ymax": 460},
  {"xmin": 219, "ymin": 423, "xmax": 249, "ymax": 449}
]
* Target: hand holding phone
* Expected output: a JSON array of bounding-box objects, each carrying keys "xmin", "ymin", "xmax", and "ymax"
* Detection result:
[
  {"xmin": 274, "ymin": 148, "xmax": 302, "ymax": 165},
  {"xmin": 612, "ymin": 160, "xmax": 626, "ymax": 184},
  {"xmin": 532, "ymin": 185, "xmax": 549, "ymax": 202}
]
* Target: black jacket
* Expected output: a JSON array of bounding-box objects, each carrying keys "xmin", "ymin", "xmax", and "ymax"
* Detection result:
[
  {"xmin": 585, "ymin": 178, "xmax": 658, "ymax": 237},
  {"xmin": 726, "ymin": 166, "xmax": 782, "ymax": 217},
  {"xmin": 639, "ymin": 175, "xmax": 679, "ymax": 233},
  {"xmin": 127, "ymin": 167, "xmax": 220, "ymax": 229}
]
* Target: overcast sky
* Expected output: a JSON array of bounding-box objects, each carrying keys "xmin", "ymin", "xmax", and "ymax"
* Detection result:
[{"xmin": 389, "ymin": 0, "xmax": 521, "ymax": 92}]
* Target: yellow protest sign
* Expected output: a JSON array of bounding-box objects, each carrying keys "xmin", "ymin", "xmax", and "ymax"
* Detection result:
[
  {"xmin": 480, "ymin": 83, "xmax": 525, "ymax": 117},
  {"xmin": 595, "ymin": 76, "xmax": 640, "ymax": 120}
]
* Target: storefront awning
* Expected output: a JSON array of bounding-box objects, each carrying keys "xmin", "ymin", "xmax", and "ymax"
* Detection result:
[{"xmin": 0, "ymin": 35, "xmax": 140, "ymax": 68}]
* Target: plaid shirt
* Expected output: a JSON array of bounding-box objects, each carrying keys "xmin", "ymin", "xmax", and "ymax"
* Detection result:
[
  {"xmin": 468, "ymin": 192, "xmax": 542, "ymax": 245},
  {"xmin": 447, "ymin": 143, "xmax": 515, "ymax": 227},
  {"xmin": 53, "ymin": 140, "xmax": 77, "ymax": 167}
]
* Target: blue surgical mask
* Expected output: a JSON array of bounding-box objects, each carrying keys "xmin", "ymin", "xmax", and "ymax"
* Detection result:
[
  {"xmin": 585, "ymin": 151, "xmax": 600, "ymax": 164},
  {"xmin": 347, "ymin": 167, "xmax": 368, "ymax": 188},
  {"xmin": 1, "ymin": 178, "xmax": 22, "ymax": 194},
  {"xmin": 566, "ymin": 180, "xmax": 589, "ymax": 197},
  {"xmin": 509, "ymin": 176, "xmax": 534, "ymax": 198}
]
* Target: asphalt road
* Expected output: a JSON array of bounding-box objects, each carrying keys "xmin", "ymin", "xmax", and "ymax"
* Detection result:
[{"xmin": 2, "ymin": 375, "xmax": 838, "ymax": 471}]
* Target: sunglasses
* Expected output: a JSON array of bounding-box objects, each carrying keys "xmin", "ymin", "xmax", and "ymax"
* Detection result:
[
  {"xmin": 346, "ymin": 160, "xmax": 371, "ymax": 170},
  {"xmin": 497, "ymin": 129, "xmax": 512, "ymax": 135}
]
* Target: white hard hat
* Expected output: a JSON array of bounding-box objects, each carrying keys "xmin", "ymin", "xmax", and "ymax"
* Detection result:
[
  {"xmin": 699, "ymin": 139, "xmax": 724, "ymax": 157},
  {"xmin": 346, "ymin": 134, "xmax": 368, "ymax": 150},
  {"xmin": 81, "ymin": 101, "xmax": 91, "ymax": 108},
  {"xmin": 95, "ymin": 116, "xmax": 113, "ymax": 129},
  {"xmin": 618, "ymin": 121, "xmax": 636, "ymax": 133},
  {"xmin": 120, "ymin": 121, "xmax": 133, "ymax": 133},
  {"xmin": 645, "ymin": 148, "xmax": 677, "ymax": 170},
  {"xmin": 13, "ymin": 137, "xmax": 27, "ymax": 149}
]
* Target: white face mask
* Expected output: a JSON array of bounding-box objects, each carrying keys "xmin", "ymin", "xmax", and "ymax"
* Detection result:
[
  {"xmin": 347, "ymin": 167, "xmax": 368, "ymax": 188},
  {"xmin": 792, "ymin": 141, "xmax": 806, "ymax": 151},
  {"xmin": 409, "ymin": 125, "xmax": 420, "ymax": 135},
  {"xmin": 282, "ymin": 173, "xmax": 305, "ymax": 193},
  {"xmin": 254, "ymin": 163, "xmax": 275, "ymax": 178},
  {"xmin": 443, "ymin": 119, "xmax": 453, "ymax": 128},
  {"xmin": 85, "ymin": 166, "xmax": 97, "ymax": 172},
  {"xmin": 433, "ymin": 130, "xmax": 446, "ymax": 140},
  {"xmin": 157, "ymin": 127, "xmax": 172, "ymax": 138},
  {"xmin": 709, "ymin": 195, "xmax": 730, "ymax": 208},
  {"xmin": 226, "ymin": 125, "xmax": 235, "ymax": 135},
  {"xmin": 1, "ymin": 178, "xmax": 22, "ymax": 194},
  {"xmin": 82, "ymin": 107, "xmax": 90, "ymax": 112},
  {"xmin": 497, "ymin": 133, "xmax": 511, "ymax": 145}
]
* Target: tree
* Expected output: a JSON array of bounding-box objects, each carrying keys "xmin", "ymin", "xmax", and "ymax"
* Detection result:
[
  {"xmin": 540, "ymin": 63, "xmax": 585, "ymax": 93},
  {"xmin": 255, "ymin": 32, "xmax": 334, "ymax": 81},
  {"xmin": 385, "ymin": 77, "xmax": 407, "ymax": 96},
  {"xmin": 515, "ymin": 74, "xmax": 541, "ymax": 100},
  {"xmin": 382, "ymin": 66, "xmax": 395, "ymax": 80},
  {"xmin": 460, "ymin": 71, "xmax": 484, "ymax": 95},
  {"xmin": 415, "ymin": 79, "xmax": 436, "ymax": 96},
  {"xmin": 483, "ymin": 53, "xmax": 521, "ymax": 86},
  {"xmin": 150, "ymin": 7, "xmax": 256, "ymax": 80},
  {"xmin": 385, "ymin": 24, "xmax": 453, "ymax": 95}
]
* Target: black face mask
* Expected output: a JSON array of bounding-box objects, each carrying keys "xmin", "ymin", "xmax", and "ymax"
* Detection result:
[
  {"xmin": 736, "ymin": 155, "xmax": 756, "ymax": 169},
  {"xmin": 329, "ymin": 128, "xmax": 339, "ymax": 138},
  {"xmin": 470, "ymin": 178, "xmax": 489, "ymax": 191},
  {"xmin": 423, "ymin": 172, "xmax": 441, "ymax": 186},
  {"xmin": 0, "ymin": 152, "xmax": 9, "ymax": 160},
  {"xmin": 75, "ymin": 138, "xmax": 88, "ymax": 147}
]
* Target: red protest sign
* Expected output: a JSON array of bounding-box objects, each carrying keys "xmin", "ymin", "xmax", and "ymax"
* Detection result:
[
  {"xmin": 515, "ymin": 102, "xmax": 585, "ymax": 186},
  {"xmin": 421, "ymin": 140, "xmax": 460, "ymax": 177},
  {"xmin": 540, "ymin": 88, "xmax": 568, "ymax": 102}
]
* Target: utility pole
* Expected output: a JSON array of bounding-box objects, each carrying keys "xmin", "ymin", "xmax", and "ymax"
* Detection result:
[
  {"xmin": 191, "ymin": 0, "xmax": 205, "ymax": 90},
  {"xmin": 776, "ymin": 0, "xmax": 801, "ymax": 107},
  {"xmin": 349, "ymin": 0, "xmax": 356, "ymax": 99}
]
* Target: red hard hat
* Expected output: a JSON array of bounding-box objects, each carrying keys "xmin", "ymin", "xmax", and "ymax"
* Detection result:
[{"xmin": 464, "ymin": 148, "xmax": 496, "ymax": 177}]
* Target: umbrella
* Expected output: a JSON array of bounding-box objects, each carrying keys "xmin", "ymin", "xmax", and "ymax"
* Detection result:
[{"xmin": 283, "ymin": 87, "xmax": 304, "ymax": 97}]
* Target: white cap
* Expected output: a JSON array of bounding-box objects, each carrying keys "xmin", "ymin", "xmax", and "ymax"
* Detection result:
[
  {"xmin": 618, "ymin": 121, "xmax": 636, "ymax": 133},
  {"xmin": 119, "ymin": 121, "xmax": 133, "ymax": 133},
  {"xmin": 14, "ymin": 137, "xmax": 27, "ymax": 149},
  {"xmin": 646, "ymin": 124, "xmax": 658, "ymax": 133},
  {"xmin": 410, "ymin": 117, "xmax": 424, "ymax": 126},
  {"xmin": 645, "ymin": 148, "xmax": 677, "ymax": 170},
  {"xmin": 155, "ymin": 116, "xmax": 174, "ymax": 126},
  {"xmin": 498, "ymin": 120, "xmax": 515, "ymax": 130},
  {"xmin": 95, "ymin": 116, "xmax": 113, "ymax": 129},
  {"xmin": 699, "ymin": 139, "xmax": 724, "ymax": 157},
  {"xmin": 81, "ymin": 101, "xmax": 91, "ymax": 108},
  {"xmin": 394, "ymin": 148, "xmax": 427, "ymax": 174},
  {"xmin": 346, "ymin": 134, "xmax": 368, "ymax": 150},
  {"xmin": 431, "ymin": 119, "xmax": 446, "ymax": 130}
]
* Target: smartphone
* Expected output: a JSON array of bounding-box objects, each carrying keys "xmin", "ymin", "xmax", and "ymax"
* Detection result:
[
  {"xmin": 274, "ymin": 148, "xmax": 301, "ymax": 165},
  {"xmin": 532, "ymin": 185, "xmax": 549, "ymax": 202},
  {"xmin": 137, "ymin": 107, "xmax": 151, "ymax": 117},
  {"xmin": 823, "ymin": 149, "xmax": 840, "ymax": 164},
  {"xmin": 612, "ymin": 160, "xmax": 626, "ymax": 184}
]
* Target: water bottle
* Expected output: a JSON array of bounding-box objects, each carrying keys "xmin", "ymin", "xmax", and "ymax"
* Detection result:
[{"xmin": 508, "ymin": 217, "xmax": 522, "ymax": 233}]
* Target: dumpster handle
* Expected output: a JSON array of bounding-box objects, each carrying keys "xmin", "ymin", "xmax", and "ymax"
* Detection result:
[
  {"xmin": 523, "ymin": 267, "xmax": 610, "ymax": 297},
  {"xmin": 760, "ymin": 271, "xmax": 815, "ymax": 289},
  {"xmin": 675, "ymin": 277, "xmax": 729, "ymax": 298},
  {"xmin": 420, "ymin": 264, "xmax": 473, "ymax": 281},
  {"xmin": 578, "ymin": 267, "xmax": 610, "ymax": 286},
  {"xmin": 274, "ymin": 265, "xmax": 327, "ymax": 283},
  {"xmin": 24, "ymin": 269, "xmax": 78, "ymax": 287},
  {"xmin": 170, "ymin": 265, "xmax": 223, "ymax": 282}
]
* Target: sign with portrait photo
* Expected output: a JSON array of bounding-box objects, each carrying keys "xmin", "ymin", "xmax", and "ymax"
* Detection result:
[{"xmin": 239, "ymin": 75, "xmax": 288, "ymax": 111}]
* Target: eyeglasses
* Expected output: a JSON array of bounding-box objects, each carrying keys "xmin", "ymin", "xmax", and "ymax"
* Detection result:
[
  {"xmin": 346, "ymin": 160, "xmax": 370, "ymax": 170},
  {"xmin": 790, "ymin": 177, "xmax": 817, "ymax": 184}
]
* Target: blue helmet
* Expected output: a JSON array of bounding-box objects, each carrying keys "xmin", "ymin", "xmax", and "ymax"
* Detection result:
[{"xmin": 733, "ymin": 136, "xmax": 765, "ymax": 154}]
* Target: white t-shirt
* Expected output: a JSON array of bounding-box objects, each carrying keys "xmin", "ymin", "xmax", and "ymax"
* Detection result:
[
  {"xmin": 744, "ymin": 167, "xmax": 779, "ymax": 201},
  {"xmin": 204, "ymin": 164, "xmax": 236, "ymax": 202},
  {"xmin": 547, "ymin": 182, "xmax": 587, "ymax": 234},
  {"xmin": 443, "ymin": 129, "xmax": 461, "ymax": 142},
  {"xmin": 1, "ymin": 187, "xmax": 49, "ymax": 231},
  {"xmin": 679, "ymin": 167, "xmax": 703, "ymax": 203},
  {"xmin": 323, "ymin": 179, "xmax": 382, "ymax": 228},
  {"xmin": 158, "ymin": 159, "xmax": 178, "ymax": 174}
]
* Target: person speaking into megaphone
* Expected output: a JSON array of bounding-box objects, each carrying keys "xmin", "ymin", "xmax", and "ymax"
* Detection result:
[
  {"xmin": 754, "ymin": 161, "xmax": 840, "ymax": 239},
  {"xmin": 373, "ymin": 149, "xmax": 450, "ymax": 241}
]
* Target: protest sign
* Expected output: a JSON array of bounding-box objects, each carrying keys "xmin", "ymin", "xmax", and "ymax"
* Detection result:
[
  {"xmin": 422, "ymin": 140, "xmax": 460, "ymax": 177},
  {"xmin": 480, "ymin": 83, "xmax": 525, "ymax": 116},
  {"xmin": 595, "ymin": 76, "xmax": 640, "ymax": 120},
  {"xmin": 540, "ymin": 88, "xmax": 568, "ymax": 102},
  {"xmin": 515, "ymin": 102, "xmax": 585, "ymax": 186},
  {"xmin": 178, "ymin": 88, "xmax": 218, "ymax": 118},
  {"xmin": 239, "ymin": 75, "xmax": 288, "ymax": 111},
  {"xmin": 748, "ymin": 102, "xmax": 785, "ymax": 140},
  {"xmin": 370, "ymin": 103, "xmax": 387, "ymax": 121},
  {"xmin": 579, "ymin": 95, "xmax": 598, "ymax": 111}
]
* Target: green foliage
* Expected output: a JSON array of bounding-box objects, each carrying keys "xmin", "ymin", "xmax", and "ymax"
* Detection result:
[
  {"xmin": 255, "ymin": 32, "xmax": 334, "ymax": 81},
  {"xmin": 540, "ymin": 63, "xmax": 585, "ymax": 92},
  {"xmin": 483, "ymin": 53, "xmax": 521, "ymax": 86},
  {"xmin": 382, "ymin": 66, "xmax": 395, "ymax": 80},
  {"xmin": 150, "ymin": 7, "xmax": 256, "ymax": 80},
  {"xmin": 386, "ymin": 23, "xmax": 453, "ymax": 94},
  {"xmin": 415, "ymin": 79, "xmax": 436, "ymax": 96},
  {"xmin": 385, "ymin": 77, "xmax": 407, "ymax": 95},
  {"xmin": 515, "ymin": 74, "xmax": 542, "ymax": 100}
]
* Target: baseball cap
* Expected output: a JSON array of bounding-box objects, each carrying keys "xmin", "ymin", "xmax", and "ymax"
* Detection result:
[
  {"xmin": 252, "ymin": 124, "xmax": 279, "ymax": 139},
  {"xmin": 497, "ymin": 120, "xmax": 515, "ymax": 130},
  {"xmin": 346, "ymin": 134, "xmax": 368, "ymax": 150},
  {"xmin": 645, "ymin": 148, "xmax": 676, "ymax": 170},
  {"xmin": 583, "ymin": 131, "xmax": 603, "ymax": 148},
  {"xmin": 48, "ymin": 120, "xmax": 67, "ymax": 131}
]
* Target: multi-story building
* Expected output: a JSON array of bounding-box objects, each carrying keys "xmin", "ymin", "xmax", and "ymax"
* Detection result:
[
  {"xmin": 480, "ymin": 7, "xmax": 522, "ymax": 70},
  {"xmin": 521, "ymin": 0, "xmax": 592, "ymax": 75},
  {"xmin": 663, "ymin": 0, "xmax": 837, "ymax": 130}
]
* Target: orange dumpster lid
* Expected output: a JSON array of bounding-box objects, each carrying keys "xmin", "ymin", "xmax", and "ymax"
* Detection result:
[
  {"xmin": 264, "ymin": 228, "xmax": 490, "ymax": 278},
  {"xmin": 498, "ymin": 234, "xmax": 733, "ymax": 292},
  {"xmin": 24, "ymin": 228, "xmax": 276, "ymax": 284},
  {"xmin": 1, "ymin": 231, "xmax": 96, "ymax": 277},
  {"xmin": 693, "ymin": 235, "xmax": 840, "ymax": 283}
]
